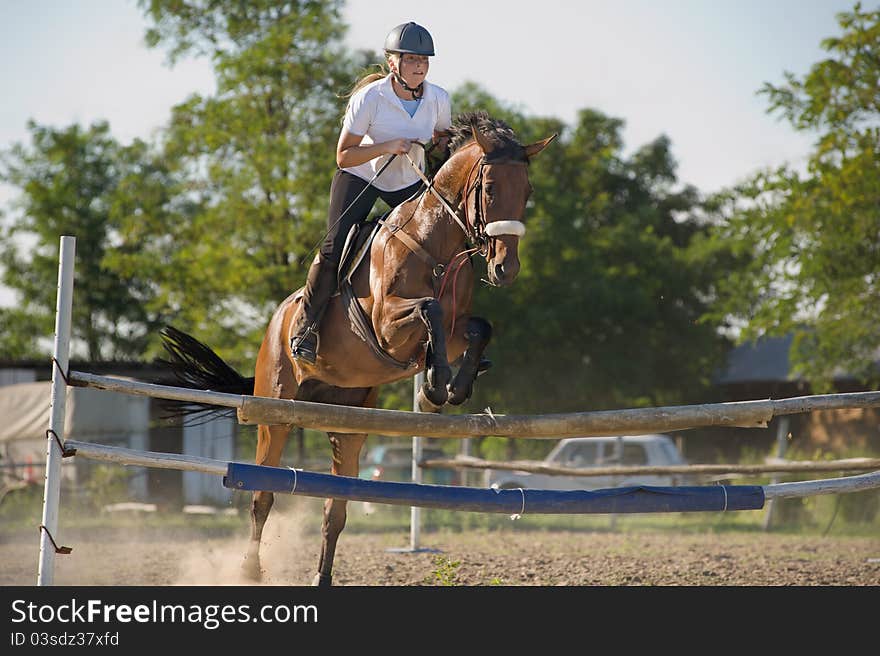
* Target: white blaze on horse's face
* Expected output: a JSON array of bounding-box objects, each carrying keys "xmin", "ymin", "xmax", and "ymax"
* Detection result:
[
  {"xmin": 469, "ymin": 129, "xmax": 557, "ymax": 287},
  {"xmin": 482, "ymin": 162, "xmax": 531, "ymax": 287}
]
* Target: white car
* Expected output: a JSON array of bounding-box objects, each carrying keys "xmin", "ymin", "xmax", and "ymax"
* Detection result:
[{"xmin": 485, "ymin": 434, "xmax": 692, "ymax": 491}]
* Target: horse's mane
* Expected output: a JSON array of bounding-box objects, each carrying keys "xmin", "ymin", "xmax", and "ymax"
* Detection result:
[{"xmin": 446, "ymin": 111, "xmax": 526, "ymax": 161}]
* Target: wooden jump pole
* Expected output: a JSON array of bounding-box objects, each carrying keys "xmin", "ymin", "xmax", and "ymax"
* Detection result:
[
  {"xmin": 420, "ymin": 456, "xmax": 880, "ymax": 477},
  {"xmin": 67, "ymin": 369, "xmax": 880, "ymax": 439}
]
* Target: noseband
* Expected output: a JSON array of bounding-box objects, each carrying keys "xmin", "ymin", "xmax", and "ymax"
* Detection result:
[{"xmin": 461, "ymin": 155, "xmax": 529, "ymax": 256}]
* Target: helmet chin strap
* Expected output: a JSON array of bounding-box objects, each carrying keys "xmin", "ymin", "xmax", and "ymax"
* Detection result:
[{"xmin": 392, "ymin": 67, "xmax": 424, "ymax": 100}]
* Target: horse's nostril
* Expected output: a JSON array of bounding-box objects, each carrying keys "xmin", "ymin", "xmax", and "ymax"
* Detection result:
[{"xmin": 495, "ymin": 264, "xmax": 505, "ymax": 279}]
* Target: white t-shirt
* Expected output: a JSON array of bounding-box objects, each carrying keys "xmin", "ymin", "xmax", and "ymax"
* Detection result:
[{"xmin": 342, "ymin": 75, "xmax": 452, "ymax": 192}]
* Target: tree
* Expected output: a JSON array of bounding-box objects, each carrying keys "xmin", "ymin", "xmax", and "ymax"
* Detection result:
[
  {"xmin": 0, "ymin": 121, "xmax": 179, "ymax": 360},
  {"xmin": 132, "ymin": 0, "xmax": 366, "ymax": 364},
  {"xmin": 703, "ymin": 3, "xmax": 880, "ymax": 390}
]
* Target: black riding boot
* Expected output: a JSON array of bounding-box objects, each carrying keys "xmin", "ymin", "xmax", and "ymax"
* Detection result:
[{"xmin": 290, "ymin": 257, "xmax": 338, "ymax": 364}]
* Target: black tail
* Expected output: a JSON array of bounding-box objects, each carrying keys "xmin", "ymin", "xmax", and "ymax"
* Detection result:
[{"xmin": 156, "ymin": 326, "xmax": 255, "ymax": 423}]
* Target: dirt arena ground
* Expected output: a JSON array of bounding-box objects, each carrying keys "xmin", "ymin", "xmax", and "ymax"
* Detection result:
[{"xmin": 3, "ymin": 512, "xmax": 878, "ymax": 586}]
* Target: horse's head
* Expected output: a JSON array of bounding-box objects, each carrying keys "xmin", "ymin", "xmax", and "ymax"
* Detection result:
[{"xmin": 455, "ymin": 114, "xmax": 556, "ymax": 287}]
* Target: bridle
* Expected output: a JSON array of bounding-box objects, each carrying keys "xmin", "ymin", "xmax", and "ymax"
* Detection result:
[
  {"xmin": 461, "ymin": 153, "xmax": 529, "ymax": 262},
  {"xmin": 405, "ymin": 148, "xmax": 529, "ymax": 258}
]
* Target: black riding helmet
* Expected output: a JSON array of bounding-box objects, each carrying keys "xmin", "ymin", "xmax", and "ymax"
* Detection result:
[
  {"xmin": 384, "ymin": 22, "xmax": 434, "ymax": 99},
  {"xmin": 384, "ymin": 22, "xmax": 435, "ymax": 56}
]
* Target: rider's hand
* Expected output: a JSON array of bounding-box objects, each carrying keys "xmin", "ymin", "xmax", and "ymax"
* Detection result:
[
  {"xmin": 432, "ymin": 130, "xmax": 450, "ymax": 150},
  {"xmin": 385, "ymin": 138, "xmax": 413, "ymax": 156}
]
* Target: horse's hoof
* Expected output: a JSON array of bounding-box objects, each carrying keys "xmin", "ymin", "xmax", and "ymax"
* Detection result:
[
  {"xmin": 240, "ymin": 555, "xmax": 262, "ymax": 582},
  {"xmin": 423, "ymin": 367, "xmax": 451, "ymax": 407},
  {"xmin": 427, "ymin": 364, "xmax": 452, "ymax": 391},
  {"xmin": 417, "ymin": 387, "xmax": 444, "ymax": 413},
  {"xmin": 313, "ymin": 572, "xmax": 333, "ymax": 587},
  {"xmin": 446, "ymin": 382, "xmax": 472, "ymax": 406}
]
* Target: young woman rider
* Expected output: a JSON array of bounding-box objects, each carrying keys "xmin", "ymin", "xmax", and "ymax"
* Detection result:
[{"xmin": 290, "ymin": 21, "xmax": 452, "ymax": 364}]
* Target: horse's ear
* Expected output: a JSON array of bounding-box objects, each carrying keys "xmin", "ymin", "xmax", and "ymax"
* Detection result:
[
  {"xmin": 524, "ymin": 133, "xmax": 558, "ymax": 159},
  {"xmin": 471, "ymin": 123, "xmax": 495, "ymax": 155}
]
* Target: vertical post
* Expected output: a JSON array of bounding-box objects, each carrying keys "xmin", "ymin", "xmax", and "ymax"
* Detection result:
[
  {"xmin": 461, "ymin": 437, "xmax": 472, "ymax": 487},
  {"xmin": 37, "ymin": 235, "xmax": 75, "ymax": 586},
  {"xmin": 410, "ymin": 371, "xmax": 424, "ymax": 551},
  {"xmin": 762, "ymin": 416, "xmax": 790, "ymax": 531}
]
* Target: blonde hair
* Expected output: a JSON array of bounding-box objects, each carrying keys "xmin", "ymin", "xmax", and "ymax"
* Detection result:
[{"xmin": 342, "ymin": 53, "xmax": 399, "ymax": 99}]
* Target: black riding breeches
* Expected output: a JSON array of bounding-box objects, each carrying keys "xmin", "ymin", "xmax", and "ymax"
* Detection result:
[{"xmin": 321, "ymin": 169, "xmax": 423, "ymax": 265}]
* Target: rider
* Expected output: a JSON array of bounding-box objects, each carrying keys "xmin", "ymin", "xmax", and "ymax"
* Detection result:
[{"xmin": 290, "ymin": 21, "xmax": 453, "ymax": 364}]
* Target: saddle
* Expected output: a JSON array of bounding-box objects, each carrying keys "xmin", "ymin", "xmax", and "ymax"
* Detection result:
[{"xmin": 337, "ymin": 215, "xmax": 384, "ymax": 289}]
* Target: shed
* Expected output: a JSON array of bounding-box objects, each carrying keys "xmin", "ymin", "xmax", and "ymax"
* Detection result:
[{"xmin": 0, "ymin": 380, "xmax": 234, "ymax": 505}]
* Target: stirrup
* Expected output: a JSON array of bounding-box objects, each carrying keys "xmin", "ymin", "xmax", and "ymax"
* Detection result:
[{"xmin": 291, "ymin": 323, "xmax": 319, "ymax": 364}]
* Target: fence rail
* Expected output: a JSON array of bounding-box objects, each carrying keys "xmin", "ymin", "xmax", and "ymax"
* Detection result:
[
  {"xmin": 420, "ymin": 456, "xmax": 880, "ymax": 478},
  {"xmin": 69, "ymin": 369, "xmax": 880, "ymax": 439},
  {"xmin": 61, "ymin": 439, "xmax": 880, "ymax": 503}
]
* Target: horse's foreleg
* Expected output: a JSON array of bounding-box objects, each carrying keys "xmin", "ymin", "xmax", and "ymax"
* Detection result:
[
  {"xmin": 419, "ymin": 298, "xmax": 452, "ymax": 407},
  {"xmin": 242, "ymin": 423, "xmax": 290, "ymax": 582},
  {"xmin": 374, "ymin": 295, "xmax": 451, "ymax": 408},
  {"xmin": 315, "ymin": 431, "xmax": 368, "ymax": 587},
  {"xmin": 448, "ymin": 316, "xmax": 493, "ymax": 406}
]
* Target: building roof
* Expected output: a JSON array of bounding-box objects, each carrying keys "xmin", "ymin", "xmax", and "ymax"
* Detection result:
[{"xmin": 715, "ymin": 334, "xmax": 801, "ymax": 385}]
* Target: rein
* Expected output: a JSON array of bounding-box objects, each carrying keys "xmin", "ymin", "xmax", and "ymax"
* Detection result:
[{"xmin": 404, "ymin": 152, "xmax": 472, "ymax": 240}]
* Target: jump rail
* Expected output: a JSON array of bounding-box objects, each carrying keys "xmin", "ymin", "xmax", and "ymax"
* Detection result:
[
  {"xmin": 63, "ymin": 440, "xmax": 880, "ymax": 511},
  {"xmin": 68, "ymin": 370, "xmax": 880, "ymax": 439},
  {"xmin": 420, "ymin": 456, "xmax": 880, "ymax": 477}
]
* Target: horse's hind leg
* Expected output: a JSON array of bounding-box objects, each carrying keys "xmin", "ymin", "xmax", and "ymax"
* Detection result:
[
  {"xmin": 242, "ymin": 423, "xmax": 291, "ymax": 582},
  {"xmin": 448, "ymin": 317, "xmax": 493, "ymax": 406},
  {"xmin": 314, "ymin": 431, "xmax": 367, "ymax": 587}
]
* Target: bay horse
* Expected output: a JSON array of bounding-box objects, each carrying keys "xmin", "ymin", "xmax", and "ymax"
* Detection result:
[{"xmin": 159, "ymin": 111, "xmax": 555, "ymax": 585}]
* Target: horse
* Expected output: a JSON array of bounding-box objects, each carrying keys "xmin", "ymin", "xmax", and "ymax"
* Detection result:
[{"xmin": 159, "ymin": 111, "xmax": 555, "ymax": 585}]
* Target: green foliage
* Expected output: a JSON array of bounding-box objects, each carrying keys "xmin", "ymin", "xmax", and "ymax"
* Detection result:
[
  {"xmin": 376, "ymin": 378, "xmax": 416, "ymax": 411},
  {"xmin": 130, "ymin": 0, "xmax": 364, "ymax": 365},
  {"xmin": 703, "ymin": 3, "xmax": 880, "ymax": 391},
  {"xmin": 0, "ymin": 482, "xmax": 43, "ymax": 524},
  {"xmin": 81, "ymin": 464, "xmax": 131, "ymax": 512},
  {"xmin": 0, "ymin": 121, "xmax": 179, "ymax": 360},
  {"xmin": 0, "ymin": 307, "xmax": 46, "ymax": 359},
  {"xmin": 430, "ymin": 554, "xmax": 461, "ymax": 586},
  {"xmin": 455, "ymin": 101, "xmax": 729, "ymax": 415},
  {"xmin": 838, "ymin": 489, "xmax": 879, "ymax": 523}
]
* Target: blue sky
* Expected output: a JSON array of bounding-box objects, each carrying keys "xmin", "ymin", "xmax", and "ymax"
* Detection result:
[{"xmin": 0, "ymin": 0, "xmax": 858, "ymax": 306}]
